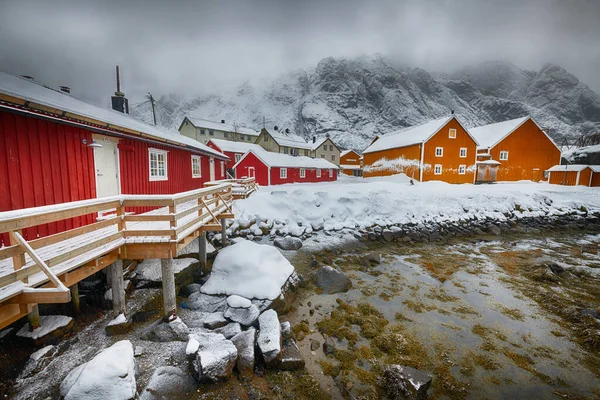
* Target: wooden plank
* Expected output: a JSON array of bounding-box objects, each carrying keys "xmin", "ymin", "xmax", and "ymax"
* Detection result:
[
  {"xmin": 45, "ymin": 231, "xmax": 123, "ymax": 268},
  {"xmin": 122, "ymin": 244, "xmax": 171, "ymax": 259},
  {"xmin": 27, "ymin": 217, "xmax": 118, "ymax": 250},
  {"xmin": 201, "ymin": 224, "xmax": 222, "ymax": 232},
  {"xmin": 6, "ymin": 289, "xmax": 71, "ymax": 304},
  {"xmin": 124, "ymin": 214, "xmax": 174, "ymax": 222},
  {"xmin": 0, "ymin": 303, "xmax": 25, "ymax": 331},
  {"xmin": 121, "ymin": 199, "xmax": 172, "ymax": 207},
  {"xmin": 0, "ymin": 264, "xmax": 40, "ymax": 288},
  {"xmin": 174, "ymin": 216, "xmax": 201, "ymax": 236},
  {"xmin": 220, "ymin": 213, "xmax": 235, "ymax": 220},
  {"xmin": 11, "ymin": 231, "xmax": 67, "ymax": 290},
  {"xmin": 175, "ymin": 204, "xmax": 203, "ymax": 220},
  {"xmin": 124, "ymin": 230, "xmax": 173, "ymax": 237},
  {"xmin": 0, "ymin": 243, "xmax": 23, "ymax": 262}
]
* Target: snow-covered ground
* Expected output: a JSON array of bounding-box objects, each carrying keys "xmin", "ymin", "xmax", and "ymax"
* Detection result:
[{"xmin": 231, "ymin": 174, "xmax": 600, "ymax": 236}]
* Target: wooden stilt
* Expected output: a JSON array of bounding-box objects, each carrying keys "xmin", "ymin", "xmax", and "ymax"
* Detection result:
[
  {"xmin": 28, "ymin": 304, "xmax": 40, "ymax": 331},
  {"xmin": 161, "ymin": 257, "xmax": 176, "ymax": 318},
  {"xmin": 221, "ymin": 218, "xmax": 228, "ymax": 246},
  {"xmin": 109, "ymin": 260, "xmax": 126, "ymax": 316},
  {"xmin": 199, "ymin": 232, "xmax": 207, "ymax": 274},
  {"xmin": 70, "ymin": 283, "xmax": 80, "ymax": 315}
]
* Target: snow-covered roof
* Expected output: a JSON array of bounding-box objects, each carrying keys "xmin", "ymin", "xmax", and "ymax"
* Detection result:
[
  {"xmin": 0, "ymin": 71, "xmax": 225, "ymax": 159},
  {"xmin": 207, "ymin": 138, "xmax": 264, "ymax": 154},
  {"xmin": 470, "ymin": 116, "xmax": 529, "ymax": 150},
  {"xmin": 339, "ymin": 164, "xmax": 362, "ymax": 170},
  {"xmin": 341, "ymin": 149, "xmax": 360, "ymax": 157},
  {"xmin": 476, "ymin": 160, "xmax": 502, "ymax": 165},
  {"xmin": 547, "ymin": 164, "xmax": 590, "ymax": 172},
  {"xmin": 363, "ymin": 116, "xmax": 456, "ymax": 154},
  {"xmin": 184, "ymin": 116, "xmax": 259, "ymax": 136},
  {"xmin": 269, "ymin": 130, "xmax": 314, "ymax": 150},
  {"xmin": 590, "ymin": 165, "xmax": 600, "ymax": 173},
  {"xmin": 234, "ymin": 149, "xmax": 339, "ymax": 170}
]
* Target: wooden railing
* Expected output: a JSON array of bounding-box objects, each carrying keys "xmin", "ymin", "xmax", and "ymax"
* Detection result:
[
  {"xmin": 204, "ymin": 177, "xmax": 257, "ymax": 199},
  {"xmin": 0, "ymin": 184, "xmax": 234, "ymax": 315}
]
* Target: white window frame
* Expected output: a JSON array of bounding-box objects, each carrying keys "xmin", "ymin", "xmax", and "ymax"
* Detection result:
[
  {"xmin": 459, "ymin": 147, "xmax": 467, "ymax": 158},
  {"xmin": 434, "ymin": 164, "xmax": 442, "ymax": 175},
  {"xmin": 149, "ymin": 148, "xmax": 168, "ymax": 181},
  {"xmin": 300, "ymin": 168, "xmax": 306, "ymax": 178},
  {"xmin": 316, "ymin": 169, "xmax": 321, "ymax": 178},
  {"xmin": 435, "ymin": 147, "xmax": 443, "ymax": 157},
  {"xmin": 329, "ymin": 169, "xmax": 333, "ymax": 176},
  {"xmin": 458, "ymin": 164, "xmax": 466, "ymax": 175},
  {"xmin": 499, "ymin": 151, "xmax": 509, "ymax": 160},
  {"xmin": 235, "ymin": 153, "xmax": 242, "ymax": 162},
  {"xmin": 280, "ymin": 168, "xmax": 287, "ymax": 179},
  {"xmin": 191, "ymin": 155, "xmax": 201, "ymax": 178},
  {"xmin": 220, "ymin": 161, "xmax": 225, "ymax": 176},
  {"xmin": 449, "ymin": 129, "xmax": 457, "ymax": 138}
]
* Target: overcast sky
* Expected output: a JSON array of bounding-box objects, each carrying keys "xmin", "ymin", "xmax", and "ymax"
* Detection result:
[{"xmin": 0, "ymin": 0, "xmax": 599, "ymax": 104}]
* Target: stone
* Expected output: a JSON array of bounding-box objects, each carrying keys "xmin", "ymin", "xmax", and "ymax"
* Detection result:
[
  {"xmin": 215, "ymin": 322, "xmax": 242, "ymax": 339},
  {"xmin": 179, "ymin": 283, "xmax": 203, "ymax": 298},
  {"xmin": 274, "ymin": 236, "xmax": 303, "ymax": 251},
  {"xmin": 258, "ymin": 310, "xmax": 282, "ymax": 368},
  {"xmin": 382, "ymin": 229, "xmax": 394, "ymax": 242},
  {"xmin": 105, "ymin": 313, "xmax": 133, "ymax": 337},
  {"xmin": 16, "ymin": 315, "xmax": 74, "ymax": 346},
  {"xmin": 141, "ymin": 319, "xmax": 188, "ymax": 343},
  {"xmin": 191, "ymin": 332, "xmax": 238, "ymax": 382},
  {"xmin": 310, "ymin": 339, "xmax": 321, "ymax": 351},
  {"xmin": 134, "ymin": 258, "xmax": 200, "ymax": 287},
  {"xmin": 224, "ymin": 304, "xmax": 260, "ymax": 327},
  {"xmin": 140, "ymin": 366, "xmax": 196, "ymax": 400},
  {"xmin": 323, "ymin": 338, "xmax": 336, "ymax": 356},
  {"xmin": 19, "ymin": 345, "xmax": 56, "ymax": 379},
  {"xmin": 168, "ymin": 317, "xmax": 190, "ymax": 340},
  {"xmin": 580, "ymin": 308, "xmax": 600, "ymax": 319},
  {"xmin": 380, "ymin": 365, "xmax": 432, "ymax": 400},
  {"xmin": 280, "ymin": 339, "xmax": 305, "ymax": 371},
  {"xmin": 227, "ymin": 295, "xmax": 252, "ymax": 309},
  {"xmin": 184, "ymin": 292, "xmax": 227, "ymax": 313},
  {"xmin": 313, "ymin": 266, "xmax": 353, "ymax": 294},
  {"xmin": 204, "ymin": 312, "xmax": 229, "ymax": 329},
  {"xmin": 488, "ymin": 225, "xmax": 501, "ymax": 236},
  {"xmin": 547, "ymin": 263, "xmax": 565, "ymax": 275},
  {"xmin": 60, "ymin": 340, "xmax": 136, "ymax": 400},
  {"xmin": 280, "ymin": 321, "xmax": 292, "ymax": 341},
  {"xmin": 231, "ymin": 328, "xmax": 256, "ymax": 377},
  {"xmin": 134, "ymin": 346, "xmax": 144, "ymax": 357}
]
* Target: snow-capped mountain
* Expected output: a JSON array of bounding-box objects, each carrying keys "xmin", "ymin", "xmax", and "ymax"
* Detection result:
[{"xmin": 131, "ymin": 56, "xmax": 600, "ymax": 150}]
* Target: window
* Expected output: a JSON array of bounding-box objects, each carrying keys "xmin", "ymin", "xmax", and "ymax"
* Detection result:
[
  {"xmin": 435, "ymin": 147, "xmax": 443, "ymax": 157},
  {"xmin": 209, "ymin": 130, "xmax": 214, "ymax": 136},
  {"xmin": 191, "ymin": 155, "xmax": 201, "ymax": 178},
  {"xmin": 221, "ymin": 161, "xmax": 225, "ymax": 176},
  {"xmin": 280, "ymin": 168, "xmax": 287, "ymax": 179},
  {"xmin": 300, "ymin": 168, "xmax": 306, "ymax": 178},
  {"xmin": 149, "ymin": 148, "xmax": 168, "ymax": 181},
  {"xmin": 235, "ymin": 153, "xmax": 242, "ymax": 162},
  {"xmin": 224, "ymin": 132, "xmax": 229, "ymax": 139},
  {"xmin": 331, "ymin": 155, "xmax": 336, "ymax": 161},
  {"xmin": 304, "ymin": 150, "xmax": 309, "ymax": 156},
  {"xmin": 316, "ymin": 169, "xmax": 321, "ymax": 178},
  {"xmin": 200, "ymin": 129, "xmax": 205, "ymax": 135},
  {"xmin": 434, "ymin": 164, "xmax": 442, "ymax": 175},
  {"xmin": 283, "ymin": 147, "xmax": 289, "ymax": 154},
  {"xmin": 449, "ymin": 129, "xmax": 457, "ymax": 138},
  {"xmin": 247, "ymin": 136, "xmax": 252, "ymax": 141},
  {"xmin": 458, "ymin": 165, "xmax": 466, "ymax": 175},
  {"xmin": 460, "ymin": 148, "xmax": 467, "ymax": 158},
  {"xmin": 264, "ymin": 136, "xmax": 269, "ymax": 142},
  {"xmin": 321, "ymin": 155, "xmax": 325, "ymax": 158},
  {"xmin": 329, "ymin": 145, "xmax": 334, "ymax": 151},
  {"xmin": 499, "ymin": 151, "xmax": 509, "ymax": 160},
  {"xmin": 329, "ymin": 169, "xmax": 333, "ymax": 176}
]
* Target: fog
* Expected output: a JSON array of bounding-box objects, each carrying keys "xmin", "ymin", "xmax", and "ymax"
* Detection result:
[{"xmin": 0, "ymin": 0, "xmax": 598, "ymax": 104}]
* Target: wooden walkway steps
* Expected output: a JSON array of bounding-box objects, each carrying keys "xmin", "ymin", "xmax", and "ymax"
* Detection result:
[
  {"xmin": 204, "ymin": 177, "xmax": 258, "ymax": 199},
  {"xmin": 0, "ymin": 178, "xmax": 256, "ymax": 331}
]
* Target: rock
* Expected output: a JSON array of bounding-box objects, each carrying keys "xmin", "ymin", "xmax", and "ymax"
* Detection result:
[
  {"xmin": 60, "ymin": 340, "xmax": 136, "ymax": 400},
  {"xmin": 184, "ymin": 292, "xmax": 228, "ymax": 313},
  {"xmin": 380, "ymin": 365, "xmax": 432, "ymax": 400},
  {"xmin": 186, "ymin": 337, "xmax": 201, "ymax": 360},
  {"xmin": 274, "ymin": 236, "xmax": 303, "ymax": 250},
  {"xmin": 580, "ymin": 308, "xmax": 600, "ymax": 319},
  {"xmin": 204, "ymin": 312, "xmax": 229, "ymax": 329},
  {"xmin": 310, "ymin": 339, "xmax": 321, "ymax": 351},
  {"xmin": 215, "ymin": 322, "xmax": 242, "ymax": 339},
  {"xmin": 313, "ymin": 266, "xmax": 353, "ymax": 294},
  {"xmin": 105, "ymin": 313, "xmax": 133, "ymax": 337},
  {"xmin": 140, "ymin": 366, "xmax": 196, "ymax": 400},
  {"xmin": 16, "ymin": 315, "xmax": 74, "ymax": 346},
  {"xmin": 258, "ymin": 310, "xmax": 282, "ymax": 368},
  {"xmin": 280, "ymin": 339, "xmax": 305, "ymax": 371},
  {"xmin": 134, "ymin": 258, "xmax": 200, "ymax": 287},
  {"xmin": 134, "ymin": 346, "xmax": 144, "ymax": 357},
  {"xmin": 323, "ymin": 338, "xmax": 336, "ymax": 356},
  {"xmin": 191, "ymin": 332, "xmax": 238, "ymax": 382},
  {"xmin": 224, "ymin": 304, "xmax": 260, "ymax": 327},
  {"xmin": 168, "ymin": 317, "xmax": 190, "ymax": 340},
  {"xmin": 19, "ymin": 345, "xmax": 56, "ymax": 379},
  {"xmin": 547, "ymin": 263, "xmax": 565, "ymax": 275},
  {"xmin": 227, "ymin": 295, "xmax": 252, "ymax": 309},
  {"xmin": 141, "ymin": 319, "xmax": 188, "ymax": 342},
  {"xmin": 280, "ymin": 321, "xmax": 292, "ymax": 341},
  {"xmin": 487, "ymin": 225, "xmax": 501, "ymax": 236},
  {"xmin": 382, "ymin": 229, "xmax": 394, "ymax": 242},
  {"xmin": 179, "ymin": 283, "xmax": 203, "ymax": 298},
  {"xmin": 231, "ymin": 328, "xmax": 256, "ymax": 377}
]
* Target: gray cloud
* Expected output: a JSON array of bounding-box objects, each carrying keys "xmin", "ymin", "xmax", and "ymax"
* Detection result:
[{"xmin": 0, "ymin": 0, "xmax": 599, "ymax": 105}]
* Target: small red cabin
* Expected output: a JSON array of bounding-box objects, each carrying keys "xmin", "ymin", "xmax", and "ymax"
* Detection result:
[
  {"xmin": 206, "ymin": 138, "xmax": 266, "ymax": 177},
  {"xmin": 233, "ymin": 150, "xmax": 338, "ymax": 186}
]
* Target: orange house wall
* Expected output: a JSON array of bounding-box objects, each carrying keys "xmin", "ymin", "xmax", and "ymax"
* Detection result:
[
  {"xmin": 591, "ymin": 172, "xmax": 600, "ymax": 187},
  {"xmin": 490, "ymin": 119, "xmax": 561, "ymax": 181},
  {"xmin": 549, "ymin": 170, "xmax": 583, "ymax": 186},
  {"xmin": 578, "ymin": 168, "xmax": 592, "ymax": 186},
  {"xmin": 340, "ymin": 151, "xmax": 362, "ymax": 176},
  {"xmin": 363, "ymin": 144, "xmax": 421, "ymax": 178}
]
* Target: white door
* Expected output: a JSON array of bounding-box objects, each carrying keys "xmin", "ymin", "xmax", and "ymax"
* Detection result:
[
  {"xmin": 209, "ymin": 157, "xmax": 216, "ymax": 181},
  {"xmin": 248, "ymin": 167, "xmax": 255, "ymax": 178},
  {"xmin": 93, "ymin": 136, "xmax": 120, "ymax": 197}
]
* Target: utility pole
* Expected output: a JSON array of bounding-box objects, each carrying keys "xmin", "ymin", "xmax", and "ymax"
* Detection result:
[{"xmin": 148, "ymin": 92, "xmax": 157, "ymax": 125}]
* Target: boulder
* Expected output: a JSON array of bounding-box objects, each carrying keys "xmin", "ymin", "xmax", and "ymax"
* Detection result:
[
  {"xmin": 19, "ymin": 345, "xmax": 56, "ymax": 379},
  {"xmin": 60, "ymin": 340, "xmax": 136, "ymax": 400},
  {"xmin": 380, "ymin": 365, "xmax": 432, "ymax": 400},
  {"xmin": 274, "ymin": 236, "xmax": 303, "ymax": 251},
  {"xmin": 323, "ymin": 338, "xmax": 336, "ymax": 356},
  {"xmin": 280, "ymin": 339, "xmax": 305, "ymax": 371},
  {"xmin": 179, "ymin": 283, "xmax": 203, "ymax": 298},
  {"xmin": 487, "ymin": 225, "xmax": 501, "ymax": 236},
  {"xmin": 258, "ymin": 310, "xmax": 282, "ymax": 368},
  {"xmin": 231, "ymin": 328, "xmax": 256, "ymax": 377},
  {"xmin": 227, "ymin": 295, "xmax": 252, "ymax": 308},
  {"xmin": 105, "ymin": 313, "xmax": 133, "ymax": 337},
  {"xmin": 190, "ymin": 332, "xmax": 237, "ymax": 382},
  {"xmin": 134, "ymin": 258, "xmax": 200, "ymax": 287},
  {"xmin": 547, "ymin": 263, "xmax": 565, "ymax": 275},
  {"xmin": 280, "ymin": 321, "xmax": 292, "ymax": 341},
  {"xmin": 313, "ymin": 266, "xmax": 352, "ymax": 294},
  {"xmin": 215, "ymin": 322, "xmax": 242, "ymax": 339},
  {"xmin": 203, "ymin": 312, "xmax": 229, "ymax": 329},
  {"xmin": 140, "ymin": 366, "xmax": 196, "ymax": 400},
  {"xmin": 16, "ymin": 315, "xmax": 74, "ymax": 346},
  {"xmin": 310, "ymin": 339, "xmax": 321, "ymax": 351},
  {"xmin": 141, "ymin": 318, "xmax": 189, "ymax": 342},
  {"xmin": 580, "ymin": 308, "xmax": 600, "ymax": 319},
  {"xmin": 224, "ymin": 304, "xmax": 260, "ymax": 327},
  {"xmin": 382, "ymin": 229, "xmax": 395, "ymax": 242}
]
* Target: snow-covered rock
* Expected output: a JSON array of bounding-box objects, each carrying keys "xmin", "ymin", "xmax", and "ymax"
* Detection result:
[
  {"xmin": 223, "ymin": 304, "xmax": 260, "ymax": 327},
  {"xmin": 186, "ymin": 337, "xmax": 200, "ymax": 358},
  {"xmin": 214, "ymin": 322, "xmax": 242, "ymax": 339},
  {"xmin": 201, "ymin": 240, "xmax": 295, "ymax": 301},
  {"xmin": 227, "ymin": 295, "xmax": 252, "ymax": 309},
  {"xmin": 179, "ymin": 283, "xmax": 203, "ymax": 298},
  {"xmin": 190, "ymin": 332, "xmax": 237, "ymax": 382},
  {"xmin": 257, "ymin": 310, "xmax": 282, "ymax": 368},
  {"xmin": 203, "ymin": 312, "xmax": 228, "ymax": 329},
  {"xmin": 134, "ymin": 258, "xmax": 199, "ymax": 284},
  {"xmin": 19, "ymin": 345, "xmax": 56, "ymax": 379},
  {"xmin": 60, "ymin": 340, "xmax": 136, "ymax": 400},
  {"xmin": 105, "ymin": 313, "xmax": 133, "ymax": 337},
  {"xmin": 380, "ymin": 365, "xmax": 433, "ymax": 400},
  {"xmin": 142, "ymin": 318, "xmax": 189, "ymax": 342},
  {"xmin": 16, "ymin": 315, "xmax": 74, "ymax": 344},
  {"xmin": 280, "ymin": 339, "xmax": 305, "ymax": 371},
  {"xmin": 231, "ymin": 328, "xmax": 256, "ymax": 377},
  {"xmin": 185, "ymin": 292, "xmax": 227, "ymax": 313},
  {"xmin": 140, "ymin": 366, "xmax": 196, "ymax": 400},
  {"xmin": 274, "ymin": 236, "xmax": 303, "ymax": 250}
]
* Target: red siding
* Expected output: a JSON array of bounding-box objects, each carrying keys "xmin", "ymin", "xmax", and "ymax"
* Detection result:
[
  {"xmin": 0, "ymin": 110, "xmax": 96, "ymax": 246},
  {"xmin": 233, "ymin": 152, "xmax": 270, "ymax": 185},
  {"xmin": 205, "ymin": 142, "xmax": 241, "ymax": 172}
]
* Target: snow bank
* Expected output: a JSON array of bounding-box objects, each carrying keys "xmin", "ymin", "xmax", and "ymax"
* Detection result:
[{"xmin": 201, "ymin": 240, "xmax": 294, "ymax": 300}]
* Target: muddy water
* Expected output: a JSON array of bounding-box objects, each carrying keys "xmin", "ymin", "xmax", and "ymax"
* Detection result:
[{"xmin": 286, "ymin": 231, "xmax": 600, "ymax": 399}]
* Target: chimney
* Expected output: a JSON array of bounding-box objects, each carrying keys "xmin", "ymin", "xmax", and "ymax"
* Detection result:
[
  {"xmin": 59, "ymin": 86, "xmax": 71, "ymax": 94},
  {"xmin": 285, "ymin": 128, "xmax": 290, "ymax": 133},
  {"xmin": 451, "ymin": 110, "xmax": 455, "ymax": 115},
  {"xmin": 274, "ymin": 125, "xmax": 279, "ymax": 131},
  {"xmin": 312, "ymin": 136, "xmax": 316, "ymax": 143},
  {"xmin": 111, "ymin": 65, "xmax": 129, "ymax": 114},
  {"xmin": 221, "ymin": 119, "xmax": 225, "ymax": 123}
]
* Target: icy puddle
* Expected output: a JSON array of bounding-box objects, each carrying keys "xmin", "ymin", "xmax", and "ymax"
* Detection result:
[{"xmin": 288, "ymin": 232, "xmax": 600, "ymax": 399}]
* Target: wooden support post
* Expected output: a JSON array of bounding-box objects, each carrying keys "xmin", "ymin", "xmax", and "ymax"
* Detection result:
[
  {"xmin": 221, "ymin": 218, "xmax": 228, "ymax": 246},
  {"xmin": 109, "ymin": 260, "xmax": 126, "ymax": 316},
  {"xmin": 161, "ymin": 256, "xmax": 176, "ymax": 318},
  {"xmin": 199, "ymin": 232, "xmax": 207, "ymax": 275},
  {"xmin": 28, "ymin": 304, "xmax": 40, "ymax": 331},
  {"xmin": 70, "ymin": 284, "xmax": 80, "ymax": 315}
]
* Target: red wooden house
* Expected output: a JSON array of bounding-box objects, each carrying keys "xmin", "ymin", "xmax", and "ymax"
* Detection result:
[
  {"xmin": 206, "ymin": 138, "xmax": 266, "ymax": 178},
  {"xmin": 547, "ymin": 165, "xmax": 596, "ymax": 186},
  {"xmin": 233, "ymin": 149, "xmax": 338, "ymax": 186},
  {"xmin": 0, "ymin": 71, "xmax": 228, "ymax": 246}
]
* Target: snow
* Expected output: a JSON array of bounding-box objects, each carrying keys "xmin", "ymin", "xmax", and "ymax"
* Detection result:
[
  {"xmin": 270, "ymin": 130, "xmax": 314, "ymax": 150},
  {"xmin": 227, "ymin": 295, "xmax": 252, "ymax": 308},
  {"xmin": 186, "ymin": 337, "xmax": 200, "ymax": 356},
  {"xmin": 208, "ymin": 138, "xmax": 265, "ymax": 154},
  {"xmin": 184, "ymin": 116, "xmax": 259, "ymax": 136},
  {"xmin": 563, "ymin": 144, "xmax": 600, "ymax": 162},
  {"xmin": 470, "ymin": 116, "xmax": 529, "ymax": 149},
  {"xmin": 590, "ymin": 166, "xmax": 600, "ymax": 173},
  {"xmin": 17, "ymin": 315, "xmax": 73, "ymax": 340},
  {"xmin": 236, "ymin": 149, "xmax": 339, "ymax": 170},
  {"xmin": 201, "ymin": 240, "xmax": 295, "ymax": 300},
  {"xmin": 547, "ymin": 164, "xmax": 590, "ymax": 172},
  {"xmin": 0, "ymin": 71, "xmax": 225, "ymax": 159},
  {"xmin": 363, "ymin": 117, "xmax": 453, "ymax": 154},
  {"xmin": 340, "ymin": 149, "xmax": 358, "ymax": 158},
  {"xmin": 30, "ymin": 345, "xmax": 54, "ymax": 361},
  {"xmin": 363, "ymin": 156, "xmax": 424, "ymax": 174},
  {"xmin": 134, "ymin": 258, "xmax": 198, "ymax": 282},
  {"xmin": 339, "ymin": 164, "xmax": 361, "ymax": 170},
  {"xmin": 107, "ymin": 313, "xmax": 127, "ymax": 326}
]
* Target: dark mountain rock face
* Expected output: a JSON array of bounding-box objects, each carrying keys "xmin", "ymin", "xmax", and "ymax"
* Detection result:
[{"xmin": 132, "ymin": 56, "xmax": 600, "ymax": 150}]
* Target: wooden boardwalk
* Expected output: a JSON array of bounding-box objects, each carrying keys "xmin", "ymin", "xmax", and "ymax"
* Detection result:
[{"xmin": 0, "ymin": 179, "xmax": 255, "ymax": 330}]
